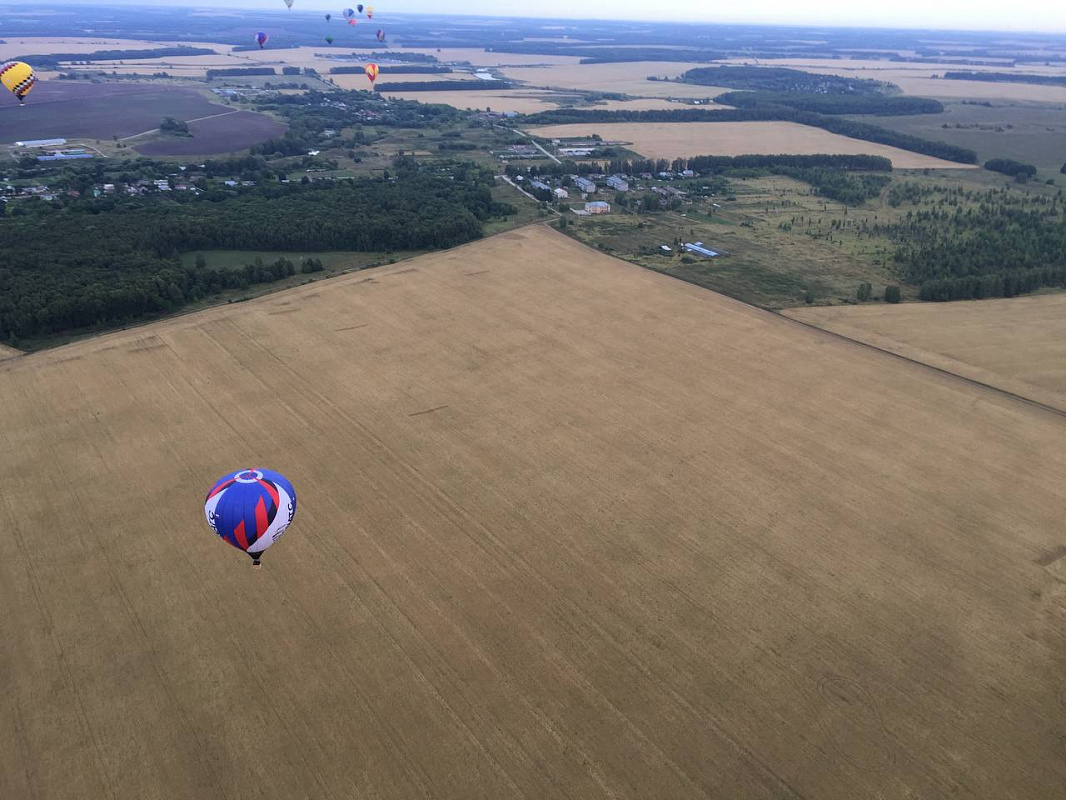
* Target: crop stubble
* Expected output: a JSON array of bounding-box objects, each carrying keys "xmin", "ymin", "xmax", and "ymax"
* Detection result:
[
  {"xmin": 2, "ymin": 227, "xmax": 1065, "ymax": 799},
  {"xmin": 786, "ymin": 294, "xmax": 1066, "ymax": 413}
]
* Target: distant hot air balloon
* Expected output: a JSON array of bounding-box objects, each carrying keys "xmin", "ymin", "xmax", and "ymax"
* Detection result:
[
  {"xmin": 356, "ymin": 4, "xmax": 364, "ymax": 11},
  {"xmin": 325, "ymin": 35, "xmax": 334, "ymax": 44},
  {"xmin": 255, "ymin": 31, "xmax": 268, "ymax": 49},
  {"xmin": 284, "ymin": 0, "xmax": 294, "ymax": 8},
  {"xmin": 205, "ymin": 469, "xmax": 297, "ymax": 567},
  {"xmin": 0, "ymin": 61, "xmax": 37, "ymax": 105},
  {"xmin": 376, "ymin": 28, "xmax": 386, "ymax": 42},
  {"xmin": 343, "ymin": 7, "xmax": 355, "ymax": 19},
  {"xmin": 325, "ymin": 13, "xmax": 332, "ymax": 21},
  {"xmin": 365, "ymin": 62, "xmax": 379, "ymax": 84},
  {"xmin": 348, "ymin": 18, "xmax": 357, "ymax": 26},
  {"xmin": 366, "ymin": 6, "xmax": 373, "ymax": 19}
]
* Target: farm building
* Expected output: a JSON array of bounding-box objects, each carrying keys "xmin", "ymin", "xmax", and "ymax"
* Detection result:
[
  {"xmin": 586, "ymin": 201, "xmax": 611, "ymax": 214},
  {"xmin": 573, "ymin": 177, "xmax": 596, "ymax": 193},
  {"xmin": 16, "ymin": 138, "xmax": 66, "ymax": 148},
  {"xmin": 559, "ymin": 148, "xmax": 595, "ymax": 157},
  {"xmin": 683, "ymin": 242, "xmax": 719, "ymax": 258},
  {"xmin": 607, "ymin": 175, "xmax": 630, "ymax": 191},
  {"xmin": 553, "ymin": 187, "xmax": 569, "ymax": 199},
  {"xmin": 529, "ymin": 180, "xmax": 551, "ymax": 192}
]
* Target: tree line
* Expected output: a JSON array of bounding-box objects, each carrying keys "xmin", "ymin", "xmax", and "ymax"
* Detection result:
[
  {"xmin": 331, "ymin": 65, "xmax": 452, "ymax": 74},
  {"xmin": 373, "ymin": 80, "xmax": 505, "ymax": 92},
  {"xmin": 520, "ymin": 106, "xmax": 978, "ymax": 164},
  {"xmin": 984, "ymin": 158, "xmax": 1038, "ymax": 180},
  {"xmin": 0, "ymin": 166, "xmax": 515, "ymax": 342},
  {"xmin": 717, "ymin": 90, "xmax": 943, "ymax": 116},
  {"xmin": 16, "ymin": 46, "xmax": 215, "ymax": 69},
  {"xmin": 942, "ymin": 71, "xmax": 1066, "ymax": 86},
  {"xmin": 206, "ymin": 67, "xmax": 276, "ymax": 78}
]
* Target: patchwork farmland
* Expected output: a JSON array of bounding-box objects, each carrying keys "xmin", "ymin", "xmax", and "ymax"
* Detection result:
[{"xmin": 3, "ymin": 226, "xmax": 1066, "ymax": 799}]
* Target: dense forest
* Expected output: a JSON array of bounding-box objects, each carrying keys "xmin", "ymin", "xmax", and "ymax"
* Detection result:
[
  {"xmin": 520, "ymin": 107, "xmax": 977, "ymax": 164},
  {"xmin": 717, "ymin": 91, "xmax": 944, "ymax": 115},
  {"xmin": 942, "ymin": 71, "xmax": 1066, "ymax": 86},
  {"xmin": 877, "ymin": 185, "xmax": 1066, "ymax": 300},
  {"xmin": 679, "ymin": 65, "xmax": 886, "ymax": 94},
  {"xmin": 0, "ymin": 164, "xmax": 515, "ymax": 341}
]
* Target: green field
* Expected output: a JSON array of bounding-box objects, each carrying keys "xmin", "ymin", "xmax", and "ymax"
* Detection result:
[
  {"xmin": 561, "ymin": 174, "xmax": 903, "ymax": 308},
  {"xmin": 858, "ymin": 101, "xmax": 1066, "ymax": 177}
]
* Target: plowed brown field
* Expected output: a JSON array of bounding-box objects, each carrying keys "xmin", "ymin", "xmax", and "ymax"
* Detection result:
[{"xmin": 3, "ymin": 226, "xmax": 1066, "ymax": 799}]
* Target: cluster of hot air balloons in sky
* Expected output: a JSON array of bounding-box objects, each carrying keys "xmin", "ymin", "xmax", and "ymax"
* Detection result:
[{"xmin": 2, "ymin": 4, "xmax": 390, "ymax": 103}]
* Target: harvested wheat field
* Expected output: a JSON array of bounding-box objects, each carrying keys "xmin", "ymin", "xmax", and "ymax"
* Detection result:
[
  {"xmin": 528, "ymin": 120, "xmax": 977, "ymax": 167},
  {"xmin": 786, "ymin": 293, "xmax": 1066, "ymax": 413},
  {"xmin": 3, "ymin": 226, "xmax": 1066, "ymax": 799},
  {"xmin": 381, "ymin": 88, "xmax": 569, "ymax": 113}
]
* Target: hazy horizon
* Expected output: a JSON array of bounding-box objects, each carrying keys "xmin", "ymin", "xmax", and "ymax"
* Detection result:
[{"xmin": 3, "ymin": 0, "xmax": 1064, "ymax": 35}]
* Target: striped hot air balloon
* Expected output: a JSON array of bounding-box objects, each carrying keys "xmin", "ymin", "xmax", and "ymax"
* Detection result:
[
  {"xmin": 364, "ymin": 62, "xmax": 379, "ymax": 84},
  {"xmin": 255, "ymin": 31, "xmax": 269, "ymax": 49},
  {"xmin": 1, "ymin": 61, "xmax": 37, "ymax": 105},
  {"xmin": 204, "ymin": 468, "xmax": 297, "ymax": 567}
]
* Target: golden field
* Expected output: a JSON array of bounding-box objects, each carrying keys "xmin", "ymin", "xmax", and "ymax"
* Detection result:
[
  {"xmin": 500, "ymin": 62, "xmax": 729, "ymax": 98},
  {"xmin": 3, "ymin": 226, "xmax": 1066, "ymax": 799},
  {"xmin": 785, "ymin": 293, "xmax": 1066, "ymax": 412},
  {"xmin": 381, "ymin": 88, "xmax": 570, "ymax": 113},
  {"xmin": 527, "ymin": 120, "xmax": 978, "ymax": 167}
]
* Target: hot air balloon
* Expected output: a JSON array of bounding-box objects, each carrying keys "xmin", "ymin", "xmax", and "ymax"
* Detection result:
[
  {"xmin": 325, "ymin": 35, "xmax": 334, "ymax": 44},
  {"xmin": 205, "ymin": 468, "xmax": 297, "ymax": 567},
  {"xmin": 366, "ymin": 6, "xmax": 373, "ymax": 19},
  {"xmin": 0, "ymin": 61, "xmax": 37, "ymax": 105},
  {"xmin": 364, "ymin": 62, "xmax": 379, "ymax": 84},
  {"xmin": 255, "ymin": 31, "xmax": 268, "ymax": 49},
  {"xmin": 356, "ymin": 4, "xmax": 364, "ymax": 11},
  {"xmin": 343, "ymin": 7, "xmax": 355, "ymax": 19},
  {"xmin": 284, "ymin": 0, "xmax": 294, "ymax": 8},
  {"xmin": 376, "ymin": 28, "xmax": 386, "ymax": 42},
  {"xmin": 348, "ymin": 18, "xmax": 357, "ymax": 25},
  {"xmin": 325, "ymin": 13, "xmax": 332, "ymax": 21}
]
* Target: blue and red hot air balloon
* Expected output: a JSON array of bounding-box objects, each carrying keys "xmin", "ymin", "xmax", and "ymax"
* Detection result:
[
  {"xmin": 255, "ymin": 31, "xmax": 269, "ymax": 50},
  {"xmin": 205, "ymin": 468, "xmax": 297, "ymax": 566}
]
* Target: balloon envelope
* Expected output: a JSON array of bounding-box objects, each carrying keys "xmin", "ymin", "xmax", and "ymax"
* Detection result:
[
  {"xmin": 366, "ymin": 6, "xmax": 373, "ymax": 18},
  {"xmin": 255, "ymin": 32, "xmax": 268, "ymax": 49},
  {"xmin": 205, "ymin": 468, "xmax": 297, "ymax": 559},
  {"xmin": 325, "ymin": 35, "xmax": 334, "ymax": 44},
  {"xmin": 365, "ymin": 62, "xmax": 379, "ymax": 83},
  {"xmin": 325, "ymin": 13, "xmax": 332, "ymax": 20},
  {"xmin": 0, "ymin": 61, "xmax": 37, "ymax": 104},
  {"xmin": 376, "ymin": 28, "xmax": 386, "ymax": 41},
  {"xmin": 357, "ymin": 4, "xmax": 363, "ymax": 11},
  {"xmin": 343, "ymin": 7, "xmax": 355, "ymax": 18},
  {"xmin": 284, "ymin": 0, "xmax": 294, "ymax": 7}
]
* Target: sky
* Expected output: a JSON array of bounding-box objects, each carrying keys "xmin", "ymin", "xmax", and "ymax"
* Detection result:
[
  {"xmin": 146, "ymin": 0, "xmax": 1066, "ymax": 34},
  {"xmin": 18, "ymin": 0, "xmax": 1064, "ymax": 33}
]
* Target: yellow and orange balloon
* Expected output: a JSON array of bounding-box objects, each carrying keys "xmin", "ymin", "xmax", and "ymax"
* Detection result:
[
  {"xmin": 364, "ymin": 63, "xmax": 379, "ymax": 84},
  {"xmin": 1, "ymin": 61, "xmax": 37, "ymax": 105}
]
